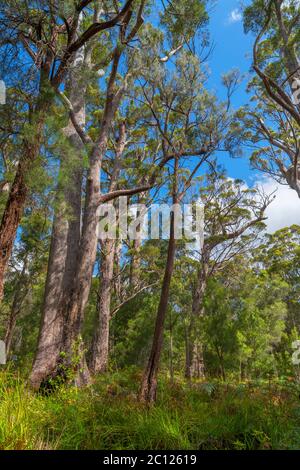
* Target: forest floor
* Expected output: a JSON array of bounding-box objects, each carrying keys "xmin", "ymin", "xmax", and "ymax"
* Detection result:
[{"xmin": 1, "ymin": 367, "xmax": 300, "ymax": 450}]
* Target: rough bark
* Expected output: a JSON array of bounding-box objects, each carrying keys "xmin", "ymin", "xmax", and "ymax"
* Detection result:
[
  {"xmin": 29, "ymin": 209, "xmax": 69, "ymax": 389},
  {"xmin": 0, "ymin": 120, "xmax": 46, "ymax": 302},
  {"xmin": 189, "ymin": 341, "xmax": 205, "ymax": 379},
  {"xmin": 169, "ymin": 312, "xmax": 174, "ymax": 384},
  {"xmin": 30, "ymin": 45, "xmax": 85, "ymax": 389}
]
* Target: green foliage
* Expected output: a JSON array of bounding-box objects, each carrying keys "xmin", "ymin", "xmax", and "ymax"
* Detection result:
[
  {"xmin": 1, "ymin": 369, "xmax": 300, "ymax": 450},
  {"xmin": 160, "ymin": 0, "xmax": 209, "ymax": 45}
]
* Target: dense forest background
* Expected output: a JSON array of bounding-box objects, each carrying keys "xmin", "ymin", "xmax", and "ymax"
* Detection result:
[{"xmin": 0, "ymin": 0, "xmax": 300, "ymax": 450}]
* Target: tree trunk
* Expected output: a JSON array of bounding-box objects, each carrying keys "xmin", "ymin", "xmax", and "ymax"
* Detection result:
[
  {"xmin": 184, "ymin": 324, "xmax": 192, "ymax": 380},
  {"xmin": 30, "ymin": 154, "xmax": 83, "ymax": 389},
  {"xmin": 190, "ymin": 341, "xmax": 205, "ymax": 379},
  {"xmin": 81, "ymin": 122, "xmax": 126, "ymax": 375},
  {"xmin": 61, "ymin": 132, "xmax": 109, "ymax": 367},
  {"xmin": 216, "ymin": 346, "xmax": 226, "ymax": 381},
  {"xmin": 29, "ymin": 209, "xmax": 69, "ymax": 388},
  {"xmin": 169, "ymin": 313, "xmax": 174, "ymax": 384},
  {"xmin": 0, "ymin": 123, "xmax": 46, "ymax": 302},
  {"xmin": 90, "ymin": 239, "xmax": 115, "ymax": 373},
  {"xmin": 185, "ymin": 264, "xmax": 207, "ymax": 380},
  {"xmin": 30, "ymin": 46, "xmax": 85, "ymax": 389},
  {"xmin": 139, "ymin": 210, "xmax": 176, "ymax": 403},
  {"xmin": 0, "ymin": 50, "xmax": 54, "ymax": 303},
  {"xmin": 4, "ymin": 259, "xmax": 28, "ymax": 356},
  {"xmin": 130, "ymin": 190, "xmax": 147, "ymax": 290}
]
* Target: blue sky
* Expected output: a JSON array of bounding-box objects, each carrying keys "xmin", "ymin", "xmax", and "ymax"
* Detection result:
[
  {"xmin": 204, "ymin": 1, "xmax": 300, "ymax": 231},
  {"xmin": 207, "ymin": 0, "xmax": 255, "ymax": 184}
]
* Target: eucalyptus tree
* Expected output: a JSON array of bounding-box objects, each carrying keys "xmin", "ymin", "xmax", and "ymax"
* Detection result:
[
  {"xmin": 31, "ymin": 0, "xmax": 210, "ymax": 388},
  {"xmin": 185, "ymin": 172, "xmax": 273, "ymax": 379},
  {"xmin": 202, "ymin": 266, "xmax": 287, "ymax": 381},
  {"xmin": 30, "ymin": 23, "xmax": 91, "ymax": 387},
  {"xmin": 89, "ymin": 0, "xmax": 212, "ymax": 376},
  {"xmin": 89, "ymin": 121, "xmax": 127, "ymax": 374},
  {"xmin": 135, "ymin": 46, "xmax": 243, "ymax": 401},
  {"xmin": 30, "ymin": 0, "xmax": 151, "ymax": 388},
  {"xmin": 0, "ymin": 189, "xmax": 51, "ymax": 356},
  {"xmin": 0, "ymin": 0, "xmax": 137, "ymax": 301},
  {"xmin": 241, "ymin": 0, "xmax": 300, "ymax": 195},
  {"xmin": 253, "ymin": 225, "xmax": 300, "ymax": 332}
]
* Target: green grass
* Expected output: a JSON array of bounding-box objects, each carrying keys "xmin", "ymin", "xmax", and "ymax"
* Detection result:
[{"xmin": 1, "ymin": 368, "xmax": 300, "ymax": 450}]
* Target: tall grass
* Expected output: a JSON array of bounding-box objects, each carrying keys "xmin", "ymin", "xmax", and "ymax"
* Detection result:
[{"xmin": 0, "ymin": 368, "xmax": 300, "ymax": 450}]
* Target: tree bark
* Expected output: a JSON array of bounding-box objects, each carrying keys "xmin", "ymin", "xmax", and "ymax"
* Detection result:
[
  {"xmin": 0, "ymin": 47, "xmax": 54, "ymax": 303},
  {"xmin": 185, "ymin": 264, "xmax": 207, "ymax": 380},
  {"xmin": 139, "ymin": 207, "xmax": 176, "ymax": 403},
  {"xmin": 61, "ymin": 124, "xmax": 112, "ymax": 367},
  {"xmin": 29, "ymin": 209, "xmax": 69, "ymax": 388},
  {"xmin": 169, "ymin": 311, "xmax": 174, "ymax": 384},
  {"xmin": 0, "ymin": 120, "xmax": 46, "ymax": 302},
  {"xmin": 139, "ymin": 152, "xmax": 181, "ymax": 403},
  {"xmin": 90, "ymin": 239, "xmax": 115, "ymax": 373},
  {"xmin": 30, "ymin": 45, "xmax": 85, "ymax": 389},
  {"xmin": 89, "ymin": 122, "xmax": 126, "ymax": 374},
  {"xmin": 4, "ymin": 258, "xmax": 29, "ymax": 356}
]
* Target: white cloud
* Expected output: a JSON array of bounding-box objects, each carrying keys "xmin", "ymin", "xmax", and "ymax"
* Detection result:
[
  {"xmin": 256, "ymin": 177, "xmax": 300, "ymax": 233},
  {"xmin": 227, "ymin": 8, "xmax": 242, "ymax": 24}
]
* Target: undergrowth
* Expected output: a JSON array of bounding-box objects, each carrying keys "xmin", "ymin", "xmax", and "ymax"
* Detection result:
[{"xmin": 0, "ymin": 368, "xmax": 300, "ymax": 450}]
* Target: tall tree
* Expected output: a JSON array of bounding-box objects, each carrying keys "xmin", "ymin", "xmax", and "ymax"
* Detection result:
[
  {"xmin": 185, "ymin": 172, "xmax": 272, "ymax": 379},
  {"xmin": 241, "ymin": 0, "xmax": 300, "ymax": 195},
  {"xmin": 0, "ymin": 0, "xmax": 136, "ymax": 301}
]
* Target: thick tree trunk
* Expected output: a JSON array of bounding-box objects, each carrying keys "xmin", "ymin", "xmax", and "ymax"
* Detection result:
[
  {"xmin": 0, "ymin": 163, "xmax": 27, "ymax": 302},
  {"xmin": 60, "ymin": 48, "xmax": 125, "ymax": 363},
  {"xmin": 30, "ymin": 210, "xmax": 69, "ymax": 388},
  {"xmin": 30, "ymin": 47, "xmax": 85, "ymax": 389},
  {"xmin": 139, "ymin": 211, "xmax": 176, "ymax": 403},
  {"xmin": 90, "ymin": 239, "xmax": 115, "ymax": 373},
  {"xmin": 49, "ymin": 19, "xmax": 144, "ymax": 383},
  {"xmin": 30, "ymin": 150, "xmax": 83, "ymax": 389},
  {"xmin": 190, "ymin": 341, "xmax": 205, "ymax": 379},
  {"xmin": 61, "ymin": 134, "xmax": 108, "ymax": 365}
]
